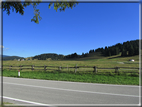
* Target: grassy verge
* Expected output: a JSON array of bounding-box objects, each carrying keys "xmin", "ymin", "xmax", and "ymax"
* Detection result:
[
  {"xmin": 0, "ymin": 102, "xmax": 13, "ymax": 107},
  {"xmin": 3, "ymin": 69, "xmax": 139, "ymax": 85},
  {"xmin": 0, "ymin": 102, "xmax": 24, "ymax": 107}
]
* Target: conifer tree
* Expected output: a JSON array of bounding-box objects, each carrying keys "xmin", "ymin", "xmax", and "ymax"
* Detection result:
[{"xmin": 128, "ymin": 45, "xmax": 134, "ymax": 56}]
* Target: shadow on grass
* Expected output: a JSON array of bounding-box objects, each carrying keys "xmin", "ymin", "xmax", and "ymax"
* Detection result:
[{"xmin": 108, "ymin": 56, "xmax": 124, "ymax": 59}]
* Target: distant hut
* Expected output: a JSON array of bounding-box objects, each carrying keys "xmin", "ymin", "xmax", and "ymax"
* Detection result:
[
  {"xmin": 129, "ymin": 59, "xmax": 134, "ymax": 62},
  {"xmin": 18, "ymin": 59, "xmax": 20, "ymax": 61}
]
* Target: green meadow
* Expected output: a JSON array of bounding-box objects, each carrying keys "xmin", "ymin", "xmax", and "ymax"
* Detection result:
[
  {"xmin": 3, "ymin": 54, "xmax": 139, "ymax": 68},
  {"xmin": 2, "ymin": 54, "xmax": 140, "ymax": 85}
]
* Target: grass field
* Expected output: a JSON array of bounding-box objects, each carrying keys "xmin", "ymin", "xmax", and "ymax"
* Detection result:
[
  {"xmin": 2, "ymin": 54, "xmax": 140, "ymax": 85},
  {"xmin": 3, "ymin": 54, "xmax": 139, "ymax": 68}
]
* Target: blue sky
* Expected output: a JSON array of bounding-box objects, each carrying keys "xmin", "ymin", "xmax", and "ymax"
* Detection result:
[{"xmin": 2, "ymin": 2, "xmax": 139, "ymax": 58}]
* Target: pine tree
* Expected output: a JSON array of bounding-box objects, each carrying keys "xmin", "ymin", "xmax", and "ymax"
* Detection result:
[
  {"xmin": 121, "ymin": 48, "xmax": 127, "ymax": 56},
  {"xmin": 108, "ymin": 51, "xmax": 111, "ymax": 56},
  {"xmin": 134, "ymin": 47, "xmax": 139, "ymax": 55},
  {"xmin": 121, "ymin": 49, "xmax": 124, "ymax": 57},
  {"xmin": 128, "ymin": 45, "xmax": 134, "ymax": 56},
  {"xmin": 115, "ymin": 47, "xmax": 119, "ymax": 55}
]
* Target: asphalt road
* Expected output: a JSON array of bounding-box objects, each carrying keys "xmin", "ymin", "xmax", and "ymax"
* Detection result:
[{"xmin": 2, "ymin": 77, "xmax": 140, "ymax": 106}]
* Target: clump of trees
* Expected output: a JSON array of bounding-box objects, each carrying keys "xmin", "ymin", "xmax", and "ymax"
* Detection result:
[
  {"xmin": 32, "ymin": 52, "xmax": 90, "ymax": 60},
  {"xmin": 33, "ymin": 53, "xmax": 64, "ymax": 60}
]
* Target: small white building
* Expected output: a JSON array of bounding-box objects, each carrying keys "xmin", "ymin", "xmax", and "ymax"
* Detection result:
[
  {"xmin": 18, "ymin": 59, "xmax": 20, "ymax": 61},
  {"xmin": 129, "ymin": 59, "xmax": 135, "ymax": 62}
]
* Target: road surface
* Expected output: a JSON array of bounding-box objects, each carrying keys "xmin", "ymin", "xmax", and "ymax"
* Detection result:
[{"xmin": 2, "ymin": 77, "xmax": 140, "ymax": 106}]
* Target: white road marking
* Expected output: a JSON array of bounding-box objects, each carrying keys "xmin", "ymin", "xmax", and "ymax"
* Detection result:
[
  {"xmin": 3, "ymin": 76, "xmax": 139, "ymax": 87},
  {"xmin": 3, "ymin": 96, "xmax": 52, "ymax": 106},
  {"xmin": 2, "ymin": 96, "xmax": 140, "ymax": 106},
  {"xmin": 4, "ymin": 82, "xmax": 139, "ymax": 98}
]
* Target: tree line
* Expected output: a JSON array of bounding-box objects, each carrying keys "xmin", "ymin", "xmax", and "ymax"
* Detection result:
[
  {"xmin": 3, "ymin": 39, "xmax": 140, "ymax": 60},
  {"xmin": 94, "ymin": 39, "xmax": 140, "ymax": 57},
  {"xmin": 31, "ymin": 39, "xmax": 140, "ymax": 60},
  {"xmin": 33, "ymin": 53, "xmax": 64, "ymax": 60}
]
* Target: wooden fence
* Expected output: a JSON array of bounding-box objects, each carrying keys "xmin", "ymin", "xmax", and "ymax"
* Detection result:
[{"xmin": 2, "ymin": 65, "xmax": 140, "ymax": 74}]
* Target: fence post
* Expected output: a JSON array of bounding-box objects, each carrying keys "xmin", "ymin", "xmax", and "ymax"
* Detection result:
[
  {"xmin": 9, "ymin": 65, "xmax": 12, "ymax": 70},
  {"xmin": 32, "ymin": 65, "xmax": 34, "ymax": 71},
  {"xmin": 20, "ymin": 65, "xmax": 22, "ymax": 70},
  {"xmin": 75, "ymin": 64, "xmax": 77, "ymax": 73},
  {"xmin": 18, "ymin": 70, "xmax": 20, "ymax": 77},
  {"xmin": 67, "ymin": 65, "xmax": 68, "ymax": 71},
  {"xmin": 93, "ymin": 66, "xmax": 97, "ymax": 73},
  {"xmin": 44, "ymin": 65, "xmax": 47, "ymax": 71},
  {"xmin": 115, "ymin": 67, "xmax": 119, "ymax": 73},
  {"xmin": 58, "ymin": 66, "xmax": 61, "ymax": 71}
]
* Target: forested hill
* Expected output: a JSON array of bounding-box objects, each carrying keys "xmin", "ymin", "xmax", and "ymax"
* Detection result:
[
  {"xmin": 94, "ymin": 39, "xmax": 140, "ymax": 57},
  {"xmin": 33, "ymin": 53, "xmax": 64, "ymax": 60},
  {"xmin": 32, "ymin": 39, "xmax": 140, "ymax": 60},
  {"xmin": 3, "ymin": 56, "xmax": 25, "ymax": 60}
]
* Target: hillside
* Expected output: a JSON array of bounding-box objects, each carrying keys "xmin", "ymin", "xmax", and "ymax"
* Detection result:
[
  {"xmin": 3, "ymin": 39, "xmax": 140, "ymax": 61},
  {"xmin": 3, "ymin": 55, "xmax": 10, "ymax": 57},
  {"xmin": 3, "ymin": 56, "xmax": 25, "ymax": 60},
  {"xmin": 31, "ymin": 39, "xmax": 140, "ymax": 61},
  {"xmin": 63, "ymin": 52, "xmax": 105, "ymax": 61}
]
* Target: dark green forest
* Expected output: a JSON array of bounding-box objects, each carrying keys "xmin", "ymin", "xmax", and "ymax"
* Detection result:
[
  {"xmin": 32, "ymin": 39, "xmax": 140, "ymax": 60},
  {"xmin": 33, "ymin": 53, "xmax": 64, "ymax": 60},
  {"xmin": 95, "ymin": 39, "xmax": 140, "ymax": 57}
]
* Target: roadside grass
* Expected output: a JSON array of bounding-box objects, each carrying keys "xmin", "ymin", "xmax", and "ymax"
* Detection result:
[
  {"xmin": 3, "ymin": 69, "xmax": 139, "ymax": 85},
  {"xmin": 0, "ymin": 102, "xmax": 24, "ymax": 107},
  {"xmin": 0, "ymin": 102, "xmax": 13, "ymax": 107}
]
